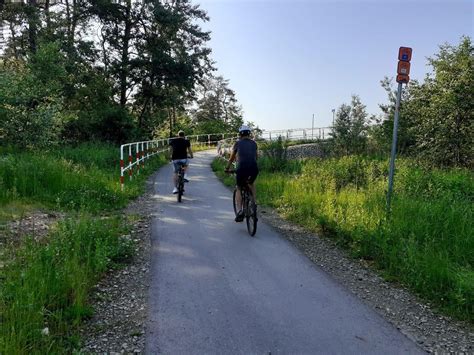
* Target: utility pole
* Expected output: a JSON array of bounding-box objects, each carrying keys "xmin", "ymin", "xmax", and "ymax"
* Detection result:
[
  {"xmin": 312, "ymin": 114, "xmax": 314, "ymax": 140},
  {"xmin": 331, "ymin": 109, "xmax": 335, "ymax": 127}
]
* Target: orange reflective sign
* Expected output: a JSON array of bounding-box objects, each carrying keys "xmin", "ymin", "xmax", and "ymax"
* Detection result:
[
  {"xmin": 397, "ymin": 61, "xmax": 411, "ymax": 75},
  {"xmin": 399, "ymin": 47, "xmax": 412, "ymax": 62},
  {"xmin": 396, "ymin": 74, "xmax": 410, "ymax": 84}
]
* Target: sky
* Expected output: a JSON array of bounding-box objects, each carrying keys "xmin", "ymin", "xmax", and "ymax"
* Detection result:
[{"xmin": 197, "ymin": 0, "xmax": 473, "ymax": 131}]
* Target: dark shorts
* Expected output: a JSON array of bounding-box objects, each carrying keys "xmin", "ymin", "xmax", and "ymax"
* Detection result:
[
  {"xmin": 172, "ymin": 159, "xmax": 188, "ymax": 173},
  {"xmin": 236, "ymin": 162, "xmax": 259, "ymax": 187}
]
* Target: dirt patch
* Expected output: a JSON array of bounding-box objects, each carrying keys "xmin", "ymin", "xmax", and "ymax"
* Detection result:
[{"xmin": 0, "ymin": 211, "xmax": 64, "ymax": 266}]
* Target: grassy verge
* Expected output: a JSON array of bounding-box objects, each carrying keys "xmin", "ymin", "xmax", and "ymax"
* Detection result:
[
  {"xmin": 0, "ymin": 215, "xmax": 133, "ymax": 353},
  {"xmin": 0, "ymin": 143, "xmax": 168, "ymax": 353},
  {"xmin": 212, "ymin": 156, "xmax": 474, "ymax": 323},
  {"xmin": 0, "ymin": 143, "xmax": 168, "ymax": 215}
]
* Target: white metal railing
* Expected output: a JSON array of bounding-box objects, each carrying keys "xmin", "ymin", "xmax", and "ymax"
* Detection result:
[
  {"xmin": 120, "ymin": 127, "xmax": 332, "ymax": 189},
  {"xmin": 259, "ymin": 127, "xmax": 333, "ymax": 141},
  {"xmin": 120, "ymin": 139, "xmax": 168, "ymax": 190},
  {"xmin": 119, "ymin": 133, "xmax": 237, "ymax": 189},
  {"xmin": 216, "ymin": 126, "xmax": 332, "ymax": 158}
]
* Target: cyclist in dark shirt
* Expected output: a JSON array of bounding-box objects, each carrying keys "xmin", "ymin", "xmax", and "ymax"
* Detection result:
[
  {"xmin": 225, "ymin": 125, "xmax": 259, "ymax": 222},
  {"xmin": 169, "ymin": 130, "xmax": 193, "ymax": 194}
]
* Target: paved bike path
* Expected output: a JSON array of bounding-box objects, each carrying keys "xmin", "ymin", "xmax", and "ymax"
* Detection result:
[{"xmin": 146, "ymin": 150, "xmax": 422, "ymax": 354}]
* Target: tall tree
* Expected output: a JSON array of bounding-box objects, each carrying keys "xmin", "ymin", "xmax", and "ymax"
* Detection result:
[
  {"xmin": 134, "ymin": 0, "xmax": 213, "ymax": 136},
  {"xmin": 413, "ymin": 36, "xmax": 473, "ymax": 167},
  {"xmin": 331, "ymin": 95, "xmax": 368, "ymax": 155},
  {"xmin": 192, "ymin": 75, "xmax": 243, "ymax": 134},
  {"xmin": 89, "ymin": 0, "xmax": 140, "ymax": 107}
]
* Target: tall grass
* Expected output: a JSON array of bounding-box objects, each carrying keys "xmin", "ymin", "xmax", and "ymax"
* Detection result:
[
  {"xmin": 0, "ymin": 143, "xmax": 167, "ymax": 213},
  {"xmin": 0, "ymin": 143, "xmax": 169, "ymax": 353},
  {"xmin": 0, "ymin": 216, "xmax": 133, "ymax": 353},
  {"xmin": 213, "ymin": 156, "xmax": 474, "ymax": 322}
]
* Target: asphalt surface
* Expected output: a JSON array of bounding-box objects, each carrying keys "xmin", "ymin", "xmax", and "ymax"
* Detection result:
[{"xmin": 146, "ymin": 150, "xmax": 423, "ymax": 354}]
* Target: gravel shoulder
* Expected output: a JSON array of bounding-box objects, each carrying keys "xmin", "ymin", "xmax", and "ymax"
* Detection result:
[
  {"xmin": 79, "ymin": 174, "xmax": 159, "ymax": 354},
  {"xmin": 78, "ymin": 164, "xmax": 473, "ymax": 354}
]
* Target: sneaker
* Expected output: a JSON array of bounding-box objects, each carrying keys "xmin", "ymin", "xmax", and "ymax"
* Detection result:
[
  {"xmin": 184, "ymin": 174, "xmax": 189, "ymax": 182},
  {"xmin": 234, "ymin": 210, "xmax": 244, "ymax": 222},
  {"xmin": 172, "ymin": 187, "xmax": 178, "ymax": 194}
]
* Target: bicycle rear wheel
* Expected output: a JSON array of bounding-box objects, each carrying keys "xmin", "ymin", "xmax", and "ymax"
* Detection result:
[{"xmin": 245, "ymin": 192, "xmax": 257, "ymax": 236}]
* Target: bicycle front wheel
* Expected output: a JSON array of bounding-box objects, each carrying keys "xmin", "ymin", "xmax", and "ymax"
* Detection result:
[
  {"xmin": 177, "ymin": 174, "xmax": 184, "ymax": 203},
  {"xmin": 232, "ymin": 188, "xmax": 238, "ymax": 216},
  {"xmin": 245, "ymin": 195, "xmax": 257, "ymax": 236}
]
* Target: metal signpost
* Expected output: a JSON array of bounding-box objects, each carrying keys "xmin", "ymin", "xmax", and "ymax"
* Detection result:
[{"xmin": 387, "ymin": 46, "xmax": 412, "ymax": 212}]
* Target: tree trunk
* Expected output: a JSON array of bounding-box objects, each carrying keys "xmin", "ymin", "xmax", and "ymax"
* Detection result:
[
  {"xmin": 139, "ymin": 97, "xmax": 150, "ymax": 130},
  {"xmin": 27, "ymin": 0, "xmax": 38, "ymax": 54},
  {"xmin": 172, "ymin": 105, "xmax": 177, "ymax": 128},
  {"xmin": 44, "ymin": 0, "xmax": 50, "ymax": 29},
  {"xmin": 70, "ymin": 0, "xmax": 78, "ymax": 50},
  {"xmin": 168, "ymin": 108, "xmax": 173, "ymax": 138},
  {"xmin": 120, "ymin": 0, "xmax": 132, "ymax": 107},
  {"xmin": 8, "ymin": 21, "xmax": 19, "ymax": 59}
]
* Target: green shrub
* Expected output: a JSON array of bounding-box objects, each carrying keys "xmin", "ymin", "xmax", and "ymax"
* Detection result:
[{"xmin": 259, "ymin": 137, "xmax": 290, "ymax": 172}]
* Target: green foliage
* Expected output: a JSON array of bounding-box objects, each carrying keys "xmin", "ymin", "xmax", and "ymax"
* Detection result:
[
  {"xmin": 258, "ymin": 136, "xmax": 301, "ymax": 173},
  {"xmin": 190, "ymin": 75, "xmax": 246, "ymax": 136},
  {"xmin": 331, "ymin": 95, "xmax": 368, "ymax": 156},
  {"xmin": 0, "ymin": 0, "xmax": 215, "ymax": 146},
  {"xmin": 0, "ymin": 43, "xmax": 71, "ymax": 148},
  {"xmin": 0, "ymin": 215, "xmax": 134, "ymax": 353},
  {"xmin": 64, "ymin": 104, "xmax": 136, "ymax": 144},
  {"xmin": 412, "ymin": 36, "xmax": 474, "ymax": 167},
  {"xmin": 216, "ymin": 155, "xmax": 473, "ymax": 322},
  {"xmin": 371, "ymin": 36, "xmax": 473, "ymax": 168}
]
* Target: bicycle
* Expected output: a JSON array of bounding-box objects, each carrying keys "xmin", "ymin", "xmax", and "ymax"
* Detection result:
[
  {"xmin": 176, "ymin": 162, "xmax": 186, "ymax": 203},
  {"xmin": 227, "ymin": 169, "xmax": 258, "ymax": 236}
]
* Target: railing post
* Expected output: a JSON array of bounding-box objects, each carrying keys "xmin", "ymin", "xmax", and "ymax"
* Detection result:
[
  {"xmin": 136, "ymin": 142, "xmax": 140, "ymax": 174},
  {"xmin": 120, "ymin": 145, "xmax": 125, "ymax": 191},
  {"xmin": 208, "ymin": 134, "xmax": 211, "ymax": 147},
  {"xmin": 128, "ymin": 145, "xmax": 133, "ymax": 181}
]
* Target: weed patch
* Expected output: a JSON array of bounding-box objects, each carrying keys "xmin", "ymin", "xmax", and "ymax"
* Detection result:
[{"xmin": 0, "ymin": 215, "xmax": 133, "ymax": 353}]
